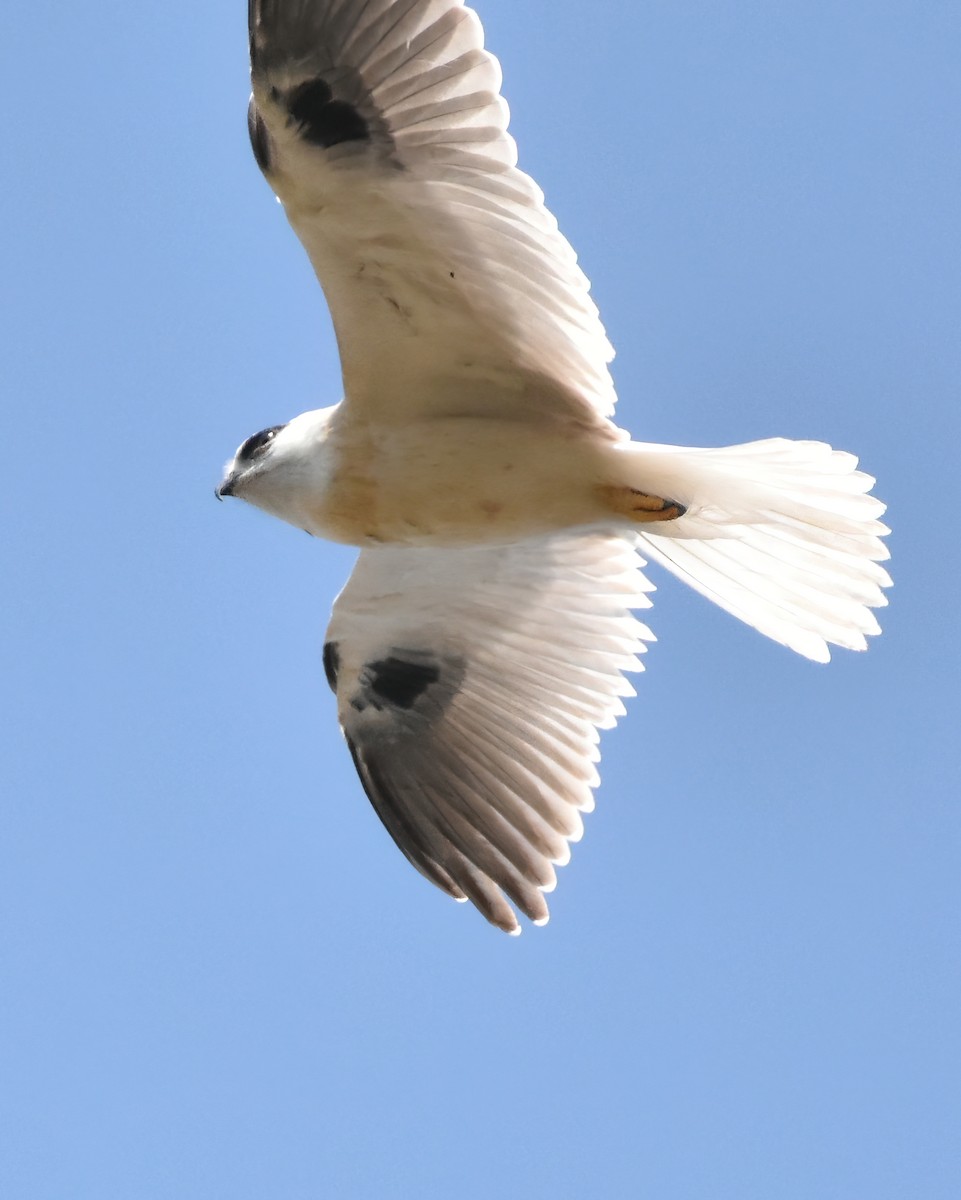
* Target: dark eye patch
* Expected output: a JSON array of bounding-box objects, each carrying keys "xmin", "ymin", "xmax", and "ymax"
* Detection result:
[{"xmin": 237, "ymin": 425, "xmax": 284, "ymax": 462}]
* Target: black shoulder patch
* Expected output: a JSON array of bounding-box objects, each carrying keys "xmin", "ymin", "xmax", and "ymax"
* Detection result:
[
  {"xmin": 247, "ymin": 98, "xmax": 272, "ymax": 173},
  {"xmin": 322, "ymin": 641, "xmax": 340, "ymax": 693},
  {"xmin": 349, "ymin": 649, "xmax": 465, "ymax": 720},
  {"xmin": 366, "ymin": 656, "xmax": 440, "ymax": 710},
  {"xmin": 286, "ymin": 78, "xmax": 369, "ymax": 150}
]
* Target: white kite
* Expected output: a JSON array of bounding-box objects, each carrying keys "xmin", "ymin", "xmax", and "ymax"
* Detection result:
[{"xmin": 218, "ymin": 0, "xmax": 890, "ymax": 933}]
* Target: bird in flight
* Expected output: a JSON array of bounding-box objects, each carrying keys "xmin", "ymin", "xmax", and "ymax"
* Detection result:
[{"xmin": 218, "ymin": 0, "xmax": 890, "ymax": 934}]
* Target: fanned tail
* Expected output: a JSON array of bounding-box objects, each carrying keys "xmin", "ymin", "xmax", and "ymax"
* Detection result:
[{"xmin": 623, "ymin": 438, "xmax": 891, "ymax": 662}]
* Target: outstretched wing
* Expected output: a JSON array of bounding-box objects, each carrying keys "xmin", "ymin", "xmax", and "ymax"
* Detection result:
[
  {"xmin": 323, "ymin": 532, "xmax": 655, "ymax": 933},
  {"xmin": 248, "ymin": 0, "xmax": 619, "ymax": 431}
]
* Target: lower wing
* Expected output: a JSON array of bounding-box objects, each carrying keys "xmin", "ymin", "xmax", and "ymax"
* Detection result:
[{"xmin": 322, "ymin": 532, "xmax": 654, "ymax": 933}]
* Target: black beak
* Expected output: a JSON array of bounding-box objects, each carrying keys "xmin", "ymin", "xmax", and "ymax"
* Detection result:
[{"xmin": 216, "ymin": 477, "xmax": 235, "ymax": 501}]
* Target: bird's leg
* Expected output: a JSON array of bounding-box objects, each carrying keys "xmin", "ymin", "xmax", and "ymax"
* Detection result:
[{"xmin": 596, "ymin": 485, "xmax": 687, "ymax": 523}]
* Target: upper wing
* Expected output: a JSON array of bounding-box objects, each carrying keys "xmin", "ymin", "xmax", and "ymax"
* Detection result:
[
  {"xmin": 323, "ymin": 532, "xmax": 655, "ymax": 933},
  {"xmin": 248, "ymin": 0, "xmax": 619, "ymax": 432}
]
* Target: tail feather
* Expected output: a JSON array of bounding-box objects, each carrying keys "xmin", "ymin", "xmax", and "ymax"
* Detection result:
[{"xmin": 627, "ymin": 438, "xmax": 891, "ymax": 662}]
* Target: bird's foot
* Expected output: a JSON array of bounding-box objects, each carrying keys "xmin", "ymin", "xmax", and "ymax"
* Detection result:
[{"xmin": 598, "ymin": 485, "xmax": 687, "ymax": 523}]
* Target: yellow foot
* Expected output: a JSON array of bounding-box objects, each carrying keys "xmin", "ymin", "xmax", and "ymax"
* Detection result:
[{"xmin": 597, "ymin": 485, "xmax": 688, "ymax": 524}]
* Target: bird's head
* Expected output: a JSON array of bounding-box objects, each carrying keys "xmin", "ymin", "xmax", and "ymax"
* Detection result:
[{"xmin": 216, "ymin": 406, "xmax": 338, "ymax": 529}]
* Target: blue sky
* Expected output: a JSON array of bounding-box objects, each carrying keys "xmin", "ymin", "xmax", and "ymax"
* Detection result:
[{"xmin": 2, "ymin": 1, "xmax": 959, "ymax": 1196}]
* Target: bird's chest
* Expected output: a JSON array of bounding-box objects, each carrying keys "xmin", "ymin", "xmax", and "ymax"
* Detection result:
[
  {"xmin": 299, "ymin": 425, "xmax": 384, "ymax": 545},
  {"xmin": 300, "ymin": 418, "xmax": 601, "ymax": 549},
  {"xmin": 304, "ymin": 431, "xmax": 470, "ymax": 545}
]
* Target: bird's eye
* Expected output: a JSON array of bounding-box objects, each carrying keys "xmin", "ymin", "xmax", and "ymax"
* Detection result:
[{"xmin": 237, "ymin": 425, "xmax": 283, "ymax": 462}]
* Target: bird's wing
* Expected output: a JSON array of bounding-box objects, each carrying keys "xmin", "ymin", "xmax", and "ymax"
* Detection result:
[
  {"xmin": 323, "ymin": 532, "xmax": 655, "ymax": 933},
  {"xmin": 248, "ymin": 0, "xmax": 620, "ymax": 432}
]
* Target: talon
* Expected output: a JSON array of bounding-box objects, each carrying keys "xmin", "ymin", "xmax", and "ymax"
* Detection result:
[
  {"xmin": 598, "ymin": 485, "xmax": 688, "ymax": 524},
  {"xmin": 626, "ymin": 488, "xmax": 669, "ymax": 512},
  {"xmin": 640, "ymin": 500, "xmax": 686, "ymax": 522},
  {"xmin": 628, "ymin": 488, "xmax": 687, "ymax": 519}
]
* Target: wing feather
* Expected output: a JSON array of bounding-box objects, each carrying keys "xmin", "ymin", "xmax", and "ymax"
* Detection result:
[
  {"xmin": 324, "ymin": 532, "xmax": 654, "ymax": 932},
  {"xmin": 248, "ymin": 0, "xmax": 618, "ymax": 430},
  {"xmin": 344, "ymin": 734, "xmax": 466, "ymax": 896}
]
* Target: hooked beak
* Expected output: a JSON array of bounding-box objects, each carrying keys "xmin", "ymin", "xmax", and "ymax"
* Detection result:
[{"xmin": 215, "ymin": 475, "xmax": 236, "ymax": 501}]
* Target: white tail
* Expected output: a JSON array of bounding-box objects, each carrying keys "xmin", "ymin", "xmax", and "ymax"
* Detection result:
[{"xmin": 622, "ymin": 438, "xmax": 891, "ymax": 662}]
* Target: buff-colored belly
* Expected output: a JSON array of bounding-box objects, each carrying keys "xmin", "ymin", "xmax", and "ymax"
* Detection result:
[{"xmin": 303, "ymin": 418, "xmax": 622, "ymax": 547}]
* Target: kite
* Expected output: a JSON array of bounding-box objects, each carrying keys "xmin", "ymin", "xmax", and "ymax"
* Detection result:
[{"xmin": 218, "ymin": 1, "xmax": 890, "ymax": 932}]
